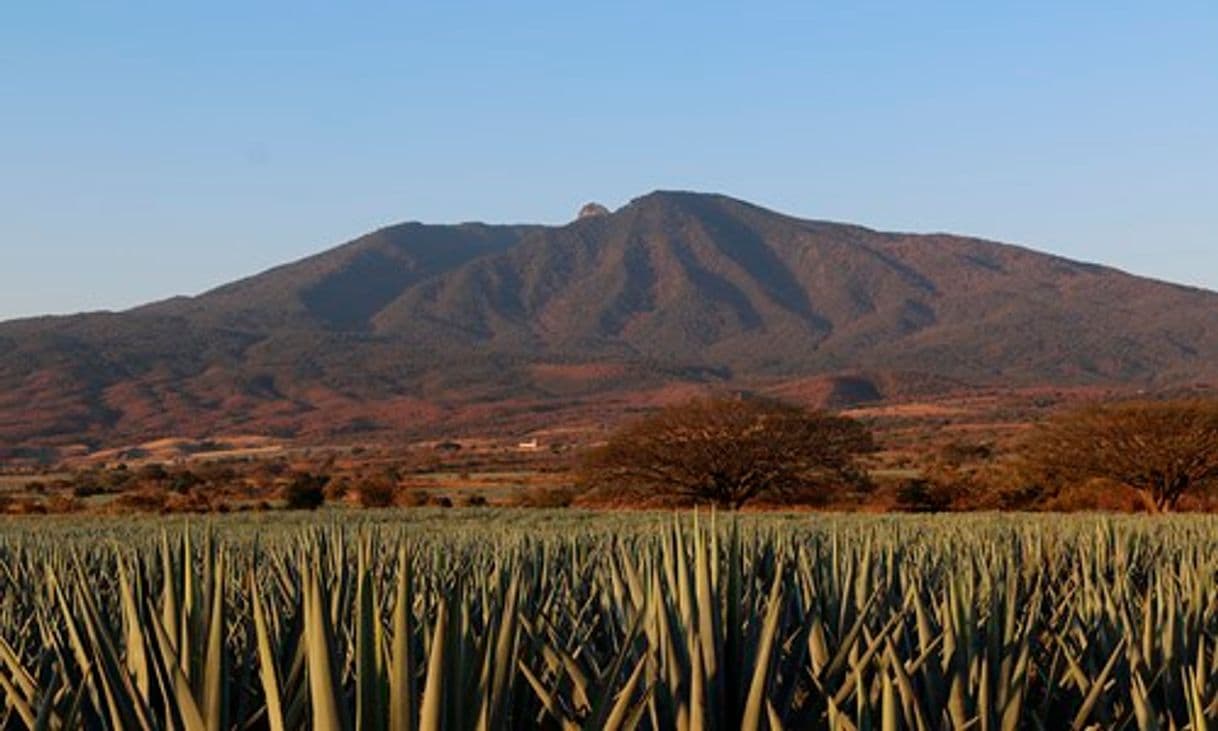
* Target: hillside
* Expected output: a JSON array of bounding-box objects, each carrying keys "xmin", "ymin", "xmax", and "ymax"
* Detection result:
[{"xmin": 3, "ymin": 190, "xmax": 1217, "ymax": 449}]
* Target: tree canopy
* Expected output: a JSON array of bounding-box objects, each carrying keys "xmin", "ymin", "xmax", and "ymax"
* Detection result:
[
  {"xmin": 581, "ymin": 396, "xmax": 874, "ymax": 509},
  {"xmin": 1019, "ymin": 399, "xmax": 1218, "ymax": 512}
]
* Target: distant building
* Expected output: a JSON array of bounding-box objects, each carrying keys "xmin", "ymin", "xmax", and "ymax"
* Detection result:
[{"xmin": 517, "ymin": 439, "xmax": 540, "ymax": 451}]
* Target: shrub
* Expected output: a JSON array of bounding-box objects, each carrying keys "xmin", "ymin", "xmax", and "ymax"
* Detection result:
[
  {"xmin": 399, "ymin": 490, "xmax": 430, "ymax": 507},
  {"xmin": 103, "ymin": 468, "xmax": 133, "ymax": 490},
  {"xmin": 164, "ymin": 490, "xmax": 214, "ymax": 514},
  {"xmin": 1039, "ymin": 478, "xmax": 1145, "ymax": 513},
  {"xmin": 894, "ymin": 478, "xmax": 953, "ymax": 513},
  {"xmin": 513, "ymin": 486, "xmax": 579, "ymax": 509},
  {"xmin": 281, "ymin": 473, "xmax": 328, "ymax": 510},
  {"xmin": 72, "ymin": 482, "xmax": 111, "ymax": 498},
  {"xmin": 324, "ymin": 478, "xmax": 350, "ymax": 501},
  {"xmin": 115, "ymin": 489, "xmax": 170, "ymax": 513},
  {"xmin": 7, "ymin": 499, "xmax": 46, "ymax": 515},
  {"xmin": 137, "ymin": 464, "xmax": 169, "ymax": 483},
  {"xmin": 196, "ymin": 463, "xmax": 237, "ymax": 484},
  {"xmin": 938, "ymin": 441, "xmax": 995, "ymax": 466},
  {"xmin": 357, "ymin": 480, "xmax": 398, "ymax": 508},
  {"xmin": 170, "ymin": 471, "xmax": 203, "ymax": 494},
  {"xmin": 44, "ymin": 494, "xmax": 83, "ymax": 513}
]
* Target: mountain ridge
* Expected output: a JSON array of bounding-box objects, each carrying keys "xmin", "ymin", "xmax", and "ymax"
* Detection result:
[{"xmin": 2, "ymin": 190, "xmax": 1216, "ymax": 449}]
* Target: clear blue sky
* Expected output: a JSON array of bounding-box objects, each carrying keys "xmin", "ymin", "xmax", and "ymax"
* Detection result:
[{"xmin": 2, "ymin": 2, "xmax": 1215, "ymax": 320}]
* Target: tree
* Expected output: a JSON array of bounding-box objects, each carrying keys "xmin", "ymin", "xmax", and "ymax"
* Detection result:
[
  {"xmin": 581, "ymin": 396, "xmax": 874, "ymax": 509},
  {"xmin": 1019, "ymin": 399, "xmax": 1218, "ymax": 513}
]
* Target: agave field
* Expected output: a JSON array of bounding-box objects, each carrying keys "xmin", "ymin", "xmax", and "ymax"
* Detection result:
[{"xmin": 1, "ymin": 509, "xmax": 1217, "ymax": 729}]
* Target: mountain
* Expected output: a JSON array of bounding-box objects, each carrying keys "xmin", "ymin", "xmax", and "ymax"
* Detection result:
[{"xmin": 3, "ymin": 190, "xmax": 1217, "ymax": 449}]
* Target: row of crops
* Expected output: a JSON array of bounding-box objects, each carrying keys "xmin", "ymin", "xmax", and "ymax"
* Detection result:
[{"xmin": 1, "ymin": 509, "xmax": 1217, "ymax": 729}]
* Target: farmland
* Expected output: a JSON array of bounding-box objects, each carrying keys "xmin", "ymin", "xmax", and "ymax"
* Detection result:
[{"xmin": 1, "ymin": 510, "xmax": 1216, "ymax": 728}]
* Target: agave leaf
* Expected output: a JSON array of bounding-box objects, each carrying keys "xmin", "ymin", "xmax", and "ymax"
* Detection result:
[
  {"xmin": 419, "ymin": 597, "xmax": 448, "ymax": 731},
  {"xmin": 741, "ymin": 561, "xmax": 784, "ymax": 731},
  {"xmin": 305, "ymin": 568, "xmax": 351, "ymax": 731},
  {"xmin": 1070, "ymin": 638, "xmax": 1126, "ymax": 730},
  {"xmin": 601, "ymin": 653, "xmax": 648, "ymax": 731},
  {"xmin": 390, "ymin": 544, "xmax": 416, "ymax": 731},
  {"xmin": 250, "ymin": 571, "xmax": 287, "ymax": 731}
]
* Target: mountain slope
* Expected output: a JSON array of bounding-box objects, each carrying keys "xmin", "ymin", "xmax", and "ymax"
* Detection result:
[{"xmin": 3, "ymin": 190, "xmax": 1217, "ymax": 447}]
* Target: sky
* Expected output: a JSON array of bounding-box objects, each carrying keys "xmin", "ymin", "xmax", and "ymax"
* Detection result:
[{"xmin": 1, "ymin": 2, "xmax": 1215, "ymax": 320}]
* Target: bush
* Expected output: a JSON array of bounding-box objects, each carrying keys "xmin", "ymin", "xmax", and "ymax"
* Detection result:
[
  {"xmin": 163, "ymin": 490, "xmax": 214, "ymax": 514},
  {"xmin": 398, "ymin": 490, "xmax": 430, "ymax": 507},
  {"xmin": 513, "ymin": 486, "xmax": 579, "ymax": 509},
  {"xmin": 72, "ymin": 482, "xmax": 111, "ymax": 498},
  {"xmin": 1038, "ymin": 478, "xmax": 1145, "ymax": 512},
  {"xmin": 937, "ymin": 441, "xmax": 994, "ymax": 467},
  {"xmin": 981, "ymin": 478, "xmax": 1050, "ymax": 511},
  {"xmin": 170, "ymin": 471, "xmax": 203, "ymax": 494},
  {"xmin": 45, "ymin": 494, "xmax": 83, "ymax": 513},
  {"xmin": 357, "ymin": 480, "xmax": 398, "ymax": 508},
  {"xmin": 102, "ymin": 468, "xmax": 133, "ymax": 490},
  {"xmin": 282, "ymin": 473, "xmax": 328, "ymax": 510},
  {"xmin": 460, "ymin": 494, "xmax": 489, "ymax": 507},
  {"xmin": 894, "ymin": 479, "xmax": 953, "ymax": 513},
  {"xmin": 137, "ymin": 464, "xmax": 169, "ymax": 483},
  {"xmin": 324, "ymin": 478, "xmax": 350, "ymax": 502},
  {"xmin": 7, "ymin": 499, "xmax": 46, "ymax": 515},
  {"xmin": 115, "ymin": 489, "xmax": 170, "ymax": 513},
  {"xmin": 195, "ymin": 463, "xmax": 237, "ymax": 484}
]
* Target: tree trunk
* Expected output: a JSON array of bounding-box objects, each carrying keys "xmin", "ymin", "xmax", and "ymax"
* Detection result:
[{"xmin": 1136, "ymin": 490, "xmax": 1162, "ymax": 514}]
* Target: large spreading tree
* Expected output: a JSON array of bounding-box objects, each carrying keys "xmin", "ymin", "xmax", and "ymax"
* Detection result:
[
  {"xmin": 581, "ymin": 396, "xmax": 874, "ymax": 509},
  {"xmin": 1020, "ymin": 399, "xmax": 1218, "ymax": 512}
]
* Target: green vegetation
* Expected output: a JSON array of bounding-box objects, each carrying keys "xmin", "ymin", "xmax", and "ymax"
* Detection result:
[{"xmin": 1, "ymin": 510, "xmax": 1217, "ymax": 728}]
